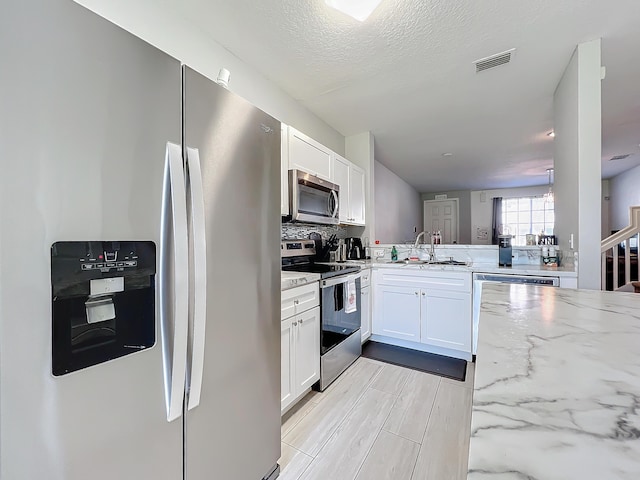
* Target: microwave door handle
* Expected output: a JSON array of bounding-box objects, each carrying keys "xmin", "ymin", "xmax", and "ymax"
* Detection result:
[{"xmin": 330, "ymin": 190, "xmax": 339, "ymax": 219}]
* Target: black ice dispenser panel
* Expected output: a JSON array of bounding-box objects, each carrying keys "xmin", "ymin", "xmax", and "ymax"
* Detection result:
[{"xmin": 51, "ymin": 241, "xmax": 156, "ymax": 376}]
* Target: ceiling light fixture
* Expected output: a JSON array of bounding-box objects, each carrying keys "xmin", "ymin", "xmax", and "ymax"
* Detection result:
[
  {"xmin": 547, "ymin": 131, "xmax": 555, "ymax": 138},
  {"xmin": 543, "ymin": 168, "xmax": 554, "ymax": 204},
  {"xmin": 324, "ymin": 0, "xmax": 383, "ymax": 21},
  {"xmin": 442, "ymin": 152, "xmax": 453, "ymax": 157}
]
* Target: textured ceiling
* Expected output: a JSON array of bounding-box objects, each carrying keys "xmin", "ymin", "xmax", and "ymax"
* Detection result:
[{"xmin": 171, "ymin": 0, "xmax": 639, "ymax": 191}]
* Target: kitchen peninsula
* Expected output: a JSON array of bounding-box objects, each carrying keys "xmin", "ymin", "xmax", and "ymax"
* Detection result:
[{"xmin": 469, "ymin": 284, "xmax": 640, "ymax": 479}]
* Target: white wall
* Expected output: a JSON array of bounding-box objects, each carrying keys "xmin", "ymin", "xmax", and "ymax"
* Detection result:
[
  {"xmin": 609, "ymin": 165, "xmax": 640, "ymax": 230},
  {"xmin": 374, "ymin": 161, "xmax": 423, "ymax": 244},
  {"xmin": 470, "ymin": 186, "xmax": 549, "ymax": 244},
  {"xmin": 553, "ymin": 39, "xmax": 602, "ymax": 290},
  {"xmin": 74, "ymin": 0, "xmax": 344, "ymax": 154},
  {"xmin": 421, "ymin": 191, "xmax": 471, "ymax": 244}
]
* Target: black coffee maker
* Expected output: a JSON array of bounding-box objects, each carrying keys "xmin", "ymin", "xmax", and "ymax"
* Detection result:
[
  {"xmin": 345, "ymin": 237, "xmax": 365, "ymax": 260},
  {"xmin": 498, "ymin": 235, "xmax": 513, "ymax": 267}
]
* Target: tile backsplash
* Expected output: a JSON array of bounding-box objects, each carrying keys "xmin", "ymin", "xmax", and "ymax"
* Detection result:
[{"xmin": 281, "ymin": 223, "xmax": 348, "ymax": 240}]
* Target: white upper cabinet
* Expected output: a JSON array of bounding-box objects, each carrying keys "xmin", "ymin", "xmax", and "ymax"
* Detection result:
[
  {"xmin": 282, "ymin": 124, "xmax": 366, "ymax": 226},
  {"xmin": 331, "ymin": 154, "xmax": 350, "ymax": 223},
  {"xmin": 349, "ymin": 164, "xmax": 366, "ymax": 225},
  {"xmin": 287, "ymin": 127, "xmax": 332, "ymax": 181},
  {"xmin": 331, "ymin": 153, "xmax": 366, "ymax": 226}
]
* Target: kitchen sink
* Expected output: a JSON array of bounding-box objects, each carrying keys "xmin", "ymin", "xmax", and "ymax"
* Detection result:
[
  {"xmin": 386, "ymin": 259, "xmax": 468, "ymax": 266},
  {"xmin": 428, "ymin": 260, "xmax": 468, "ymax": 266}
]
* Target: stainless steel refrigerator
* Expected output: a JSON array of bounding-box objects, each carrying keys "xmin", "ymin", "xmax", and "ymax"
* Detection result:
[{"xmin": 0, "ymin": 1, "xmax": 281, "ymax": 479}]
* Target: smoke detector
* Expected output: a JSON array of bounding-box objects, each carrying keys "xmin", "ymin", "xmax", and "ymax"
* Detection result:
[
  {"xmin": 474, "ymin": 48, "xmax": 516, "ymax": 73},
  {"xmin": 609, "ymin": 154, "xmax": 631, "ymax": 161}
]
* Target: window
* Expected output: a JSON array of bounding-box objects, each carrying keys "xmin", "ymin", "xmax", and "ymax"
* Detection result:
[{"xmin": 501, "ymin": 197, "xmax": 554, "ymax": 246}]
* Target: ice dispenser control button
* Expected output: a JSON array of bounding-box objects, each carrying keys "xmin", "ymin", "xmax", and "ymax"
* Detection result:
[{"xmin": 103, "ymin": 251, "xmax": 117, "ymax": 262}]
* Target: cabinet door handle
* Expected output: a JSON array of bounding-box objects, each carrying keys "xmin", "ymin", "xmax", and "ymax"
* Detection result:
[
  {"xmin": 299, "ymin": 319, "xmax": 304, "ymax": 324},
  {"xmin": 414, "ymin": 291, "xmax": 419, "ymax": 296},
  {"xmin": 294, "ymin": 299, "xmax": 299, "ymax": 305},
  {"xmin": 293, "ymin": 321, "xmax": 297, "ymax": 326},
  {"xmin": 421, "ymin": 292, "xmax": 426, "ymax": 296}
]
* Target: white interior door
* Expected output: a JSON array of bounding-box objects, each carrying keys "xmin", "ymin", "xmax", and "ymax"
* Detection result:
[{"xmin": 424, "ymin": 199, "xmax": 459, "ymax": 244}]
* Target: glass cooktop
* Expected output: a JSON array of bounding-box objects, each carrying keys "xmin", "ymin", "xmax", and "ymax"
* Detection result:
[{"xmin": 282, "ymin": 263, "xmax": 360, "ymax": 279}]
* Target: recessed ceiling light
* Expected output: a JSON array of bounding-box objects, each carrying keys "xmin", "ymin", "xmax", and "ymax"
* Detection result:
[
  {"xmin": 324, "ymin": 0, "xmax": 383, "ymax": 21},
  {"xmin": 442, "ymin": 152, "xmax": 453, "ymax": 157},
  {"xmin": 547, "ymin": 131, "xmax": 555, "ymax": 138}
]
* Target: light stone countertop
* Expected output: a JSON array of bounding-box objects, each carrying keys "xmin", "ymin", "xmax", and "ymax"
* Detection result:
[
  {"xmin": 368, "ymin": 261, "xmax": 577, "ymax": 278},
  {"xmin": 468, "ymin": 283, "xmax": 640, "ymax": 479},
  {"xmin": 280, "ymin": 271, "xmax": 320, "ymax": 291}
]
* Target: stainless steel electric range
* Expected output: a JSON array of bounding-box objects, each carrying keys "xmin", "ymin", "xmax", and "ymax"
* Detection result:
[{"xmin": 282, "ymin": 240, "xmax": 362, "ymax": 390}]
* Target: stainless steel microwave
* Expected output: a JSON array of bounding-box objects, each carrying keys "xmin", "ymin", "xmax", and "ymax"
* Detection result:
[{"xmin": 288, "ymin": 169, "xmax": 339, "ymax": 225}]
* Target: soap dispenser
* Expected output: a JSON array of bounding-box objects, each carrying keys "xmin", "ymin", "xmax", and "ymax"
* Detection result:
[{"xmin": 391, "ymin": 246, "xmax": 398, "ymax": 261}]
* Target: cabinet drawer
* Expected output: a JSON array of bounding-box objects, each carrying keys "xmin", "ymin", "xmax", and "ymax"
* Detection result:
[{"xmin": 281, "ymin": 282, "xmax": 319, "ymax": 320}]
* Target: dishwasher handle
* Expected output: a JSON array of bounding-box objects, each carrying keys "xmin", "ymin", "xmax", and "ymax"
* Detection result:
[{"xmin": 473, "ymin": 273, "xmax": 559, "ymax": 286}]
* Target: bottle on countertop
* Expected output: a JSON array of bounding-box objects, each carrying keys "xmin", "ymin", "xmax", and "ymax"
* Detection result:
[{"xmin": 391, "ymin": 245, "xmax": 398, "ymax": 261}]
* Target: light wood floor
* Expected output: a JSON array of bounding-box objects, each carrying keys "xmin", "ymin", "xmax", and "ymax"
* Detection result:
[{"xmin": 279, "ymin": 357, "xmax": 475, "ymax": 480}]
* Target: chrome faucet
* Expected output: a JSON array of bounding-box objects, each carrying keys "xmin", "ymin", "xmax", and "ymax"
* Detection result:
[
  {"xmin": 428, "ymin": 233, "xmax": 436, "ymax": 261},
  {"xmin": 414, "ymin": 231, "xmax": 437, "ymax": 261}
]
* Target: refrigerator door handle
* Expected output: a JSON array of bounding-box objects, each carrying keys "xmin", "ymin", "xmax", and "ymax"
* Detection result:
[
  {"xmin": 186, "ymin": 147, "xmax": 207, "ymax": 411},
  {"xmin": 160, "ymin": 142, "xmax": 190, "ymax": 422}
]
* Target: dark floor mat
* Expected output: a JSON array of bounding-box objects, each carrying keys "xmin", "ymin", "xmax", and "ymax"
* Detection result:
[{"xmin": 362, "ymin": 341, "xmax": 467, "ymax": 382}]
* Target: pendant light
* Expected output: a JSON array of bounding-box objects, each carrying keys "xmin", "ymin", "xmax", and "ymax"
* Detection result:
[{"xmin": 543, "ymin": 168, "xmax": 554, "ymax": 204}]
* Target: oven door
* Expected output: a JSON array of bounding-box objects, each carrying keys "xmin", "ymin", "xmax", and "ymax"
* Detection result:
[
  {"xmin": 320, "ymin": 273, "xmax": 361, "ymax": 355},
  {"xmin": 289, "ymin": 170, "xmax": 339, "ymax": 225}
]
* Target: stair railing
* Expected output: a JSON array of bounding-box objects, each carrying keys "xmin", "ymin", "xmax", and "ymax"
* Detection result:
[{"xmin": 601, "ymin": 206, "xmax": 640, "ymax": 290}]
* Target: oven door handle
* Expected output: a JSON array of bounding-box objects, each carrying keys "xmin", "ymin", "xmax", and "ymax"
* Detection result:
[{"xmin": 321, "ymin": 272, "xmax": 361, "ymax": 288}]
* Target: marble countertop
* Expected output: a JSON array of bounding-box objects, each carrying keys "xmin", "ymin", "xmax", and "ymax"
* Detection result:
[
  {"xmin": 281, "ymin": 271, "xmax": 320, "ymax": 291},
  {"xmin": 470, "ymin": 263, "xmax": 577, "ymax": 277},
  {"xmin": 468, "ymin": 283, "xmax": 640, "ymax": 479},
  {"xmin": 365, "ymin": 261, "xmax": 576, "ymax": 277}
]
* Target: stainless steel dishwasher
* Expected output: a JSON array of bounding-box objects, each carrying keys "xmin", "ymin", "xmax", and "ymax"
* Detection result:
[{"xmin": 472, "ymin": 273, "xmax": 560, "ymax": 355}]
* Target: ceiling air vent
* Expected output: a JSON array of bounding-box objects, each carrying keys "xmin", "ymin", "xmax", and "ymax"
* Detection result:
[
  {"xmin": 609, "ymin": 154, "xmax": 631, "ymax": 161},
  {"xmin": 474, "ymin": 48, "xmax": 516, "ymax": 73}
]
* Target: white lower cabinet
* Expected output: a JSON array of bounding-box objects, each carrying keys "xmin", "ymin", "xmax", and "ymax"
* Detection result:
[
  {"xmin": 281, "ymin": 282, "xmax": 320, "ymax": 414},
  {"xmin": 294, "ymin": 307, "xmax": 321, "ymax": 392},
  {"xmin": 360, "ymin": 269, "xmax": 372, "ymax": 343},
  {"xmin": 372, "ymin": 269, "xmax": 472, "ymax": 360},
  {"xmin": 280, "ymin": 318, "xmax": 294, "ymax": 409},
  {"xmin": 360, "ymin": 286, "xmax": 371, "ymax": 343},
  {"xmin": 375, "ymin": 285, "xmax": 421, "ymax": 342},
  {"xmin": 420, "ymin": 289, "xmax": 471, "ymax": 352}
]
